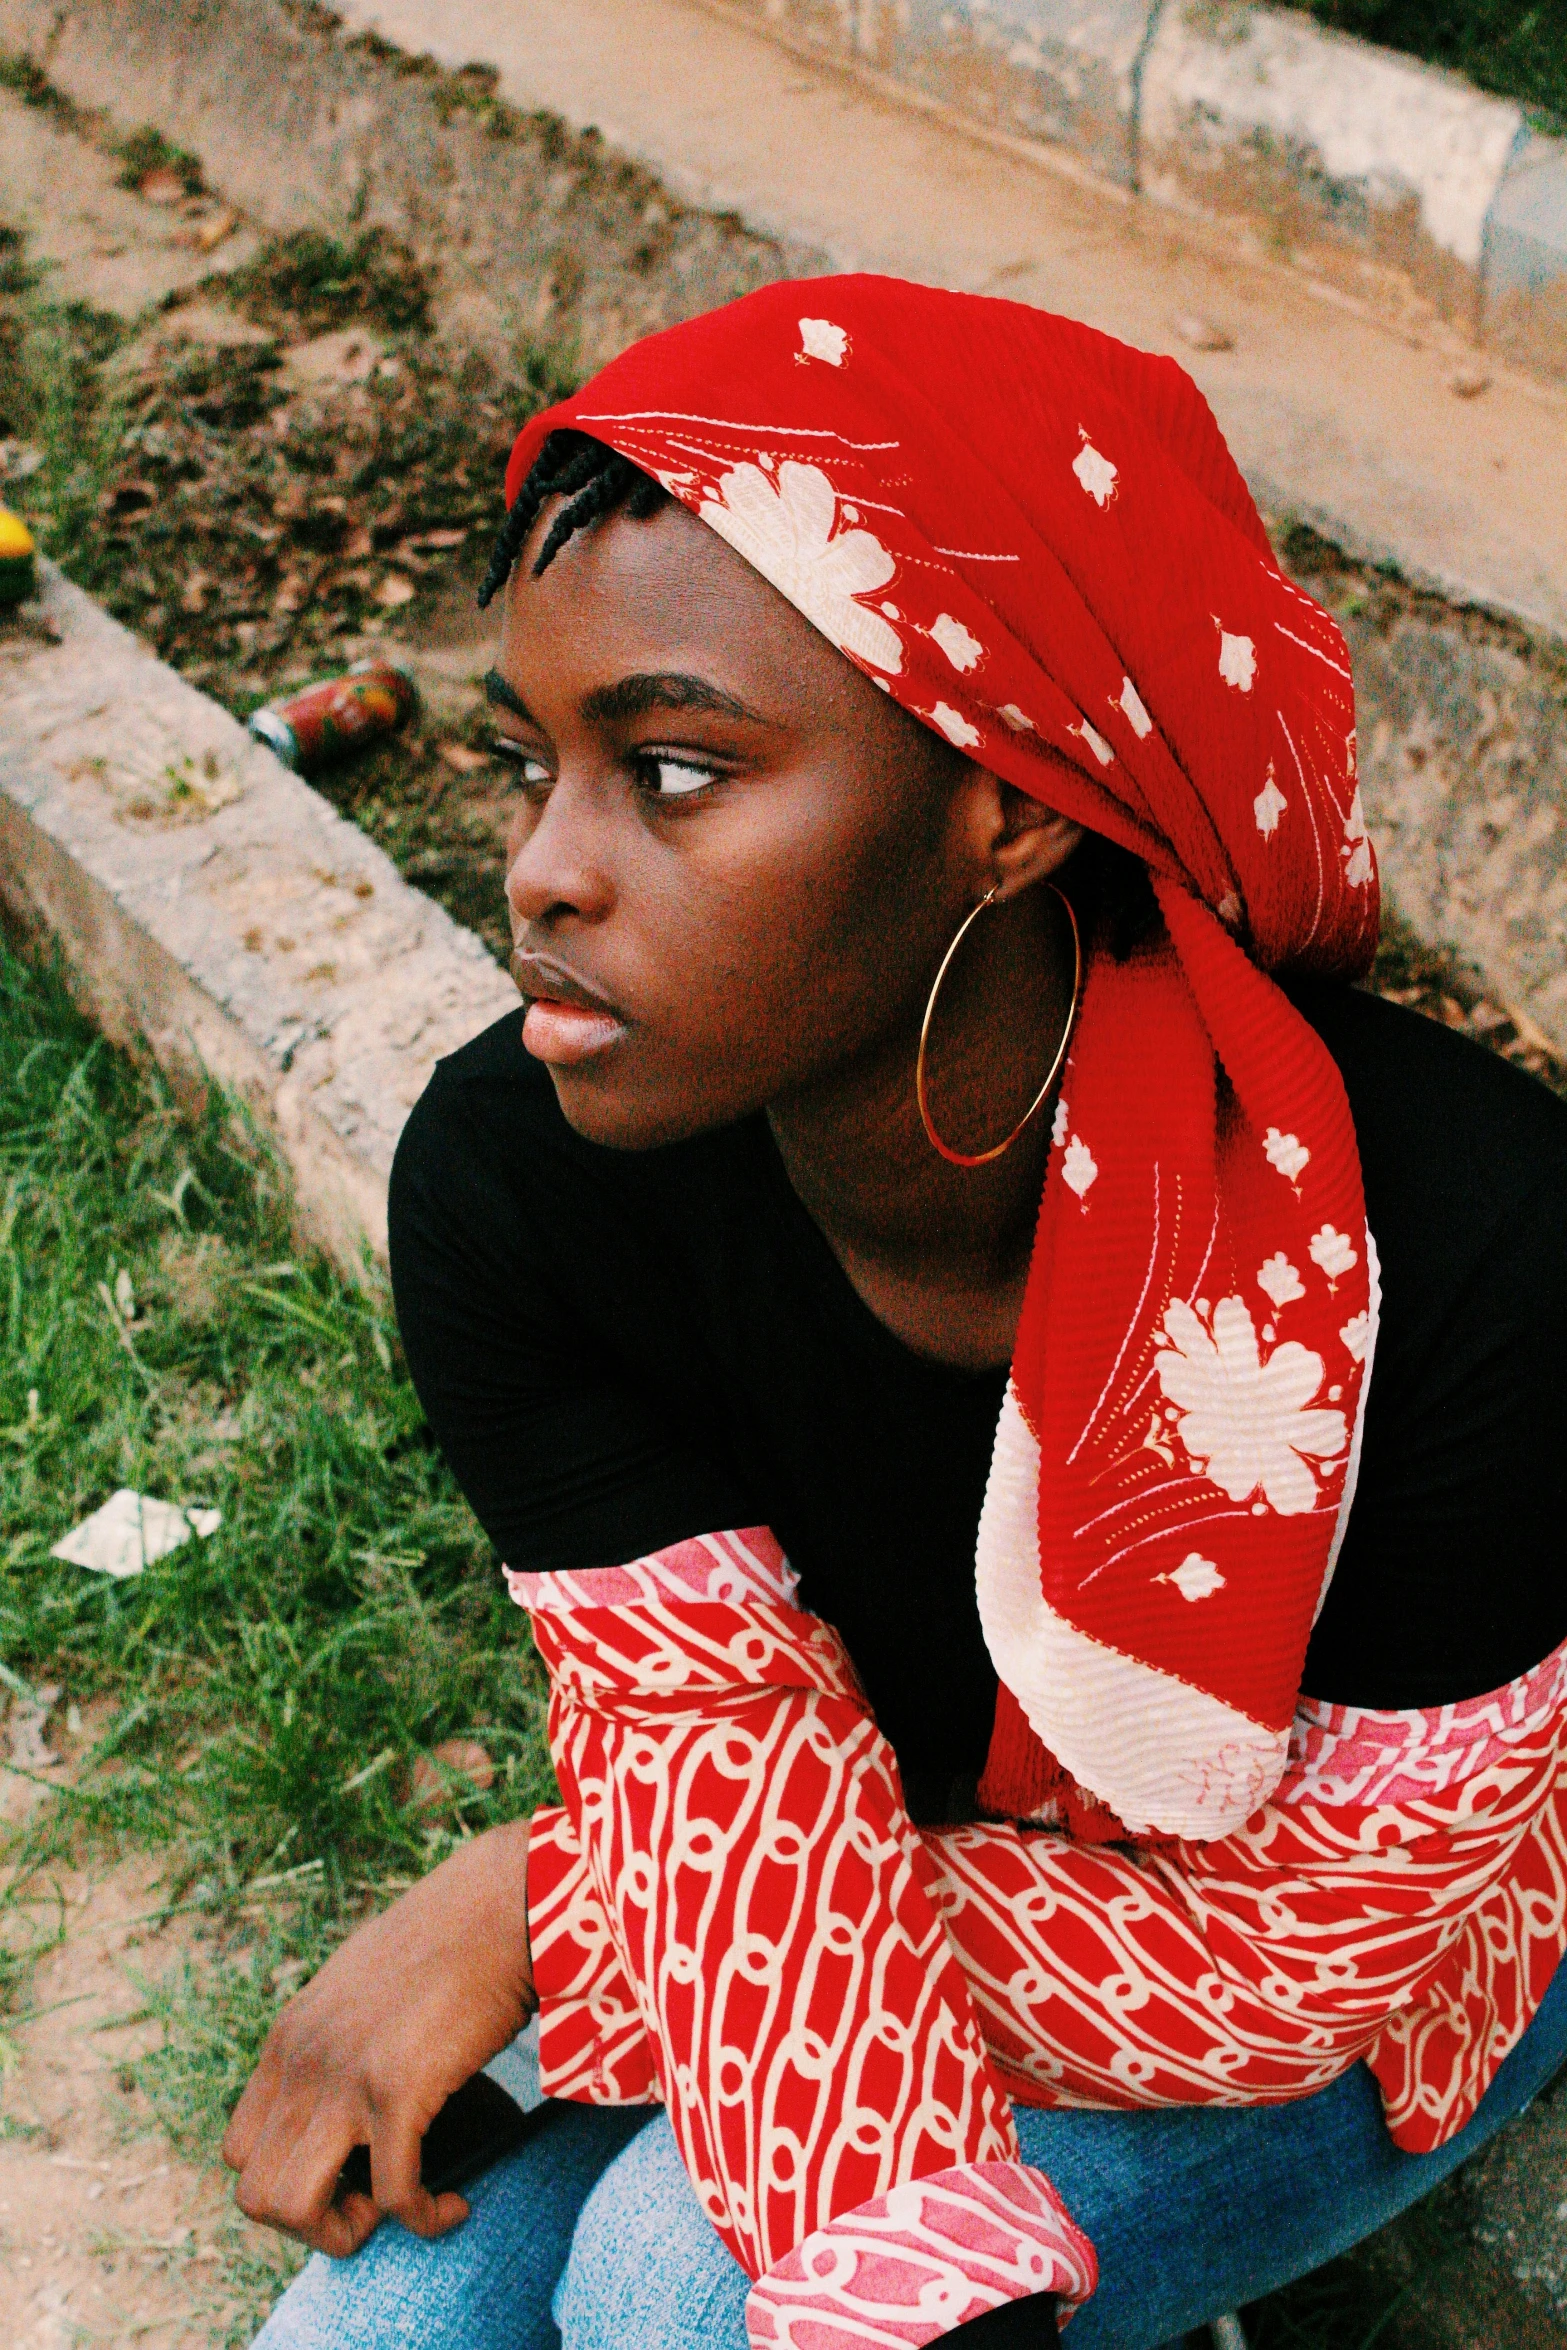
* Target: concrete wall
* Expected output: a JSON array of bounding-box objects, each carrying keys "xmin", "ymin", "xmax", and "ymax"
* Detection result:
[
  {"xmin": 0, "ymin": 568, "xmax": 518, "ymax": 1276},
  {"xmin": 1334, "ymin": 574, "xmax": 1567, "ymax": 1042},
  {"xmin": 711, "ymin": 0, "xmax": 1567, "ymax": 375}
]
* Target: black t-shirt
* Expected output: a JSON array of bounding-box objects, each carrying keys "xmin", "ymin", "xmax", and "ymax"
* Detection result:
[{"xmin": 388, "ymin": 982, "xmax": 1567, "ymax": 1814}]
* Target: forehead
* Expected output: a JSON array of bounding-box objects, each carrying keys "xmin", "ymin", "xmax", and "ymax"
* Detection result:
[{"xmin": 497, "ymin": 494, "xmax": 861, "ymax": 705}]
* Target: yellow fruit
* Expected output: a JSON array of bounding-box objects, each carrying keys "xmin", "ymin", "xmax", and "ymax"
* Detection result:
[{"xmin": 0, "ymin": 503, "xmax": 36, "ymax": 607}]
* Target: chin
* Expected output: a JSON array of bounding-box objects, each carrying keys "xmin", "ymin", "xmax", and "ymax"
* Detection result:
[{"xmin": 544, "ymin": 1066, "xmax": 720, "ymax": 1154}]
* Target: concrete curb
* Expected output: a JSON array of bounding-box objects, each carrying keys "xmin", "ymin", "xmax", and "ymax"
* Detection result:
[
  {"xmin": 0, "ymin": 567, "xmax": 517, "ymax": 1274},
  {"xmin": 713, "ymin": 0, "xmax": 1567, "ymax": 376}
]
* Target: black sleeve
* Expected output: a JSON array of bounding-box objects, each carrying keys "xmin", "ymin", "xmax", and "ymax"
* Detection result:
[
  {"xmin": 956, "ymin": 2298, "xmax": 1060, "ymax": 2343},
  {"xmin": 1297, "ymin": 986, "xmax": 1567, "ymax": 1706},
  {"xmin": 387, "ymin": 1015, "xmax": 750, "ymax": 1573}
]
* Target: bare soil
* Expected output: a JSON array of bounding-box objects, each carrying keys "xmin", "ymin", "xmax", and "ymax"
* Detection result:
[{"xmin": 2, "ymin": 1739, "xmax": 297, "ymax": 2350}]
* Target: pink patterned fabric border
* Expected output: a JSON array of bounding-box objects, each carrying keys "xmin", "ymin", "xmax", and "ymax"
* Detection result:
[
  {"xmin": 1285, "ymin": 1631, "xmax": 1567, "ymax": 1810},
  {"xmin": 746, "ymin": 2160, "xmax": 1098, "ymax": 2347},
  {"xmin": 506, "ymin": 1526, "xmax": 798, "ymax": 1614}
]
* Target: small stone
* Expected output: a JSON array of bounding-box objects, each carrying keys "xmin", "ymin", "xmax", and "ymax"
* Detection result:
[
  {"xmin": 376, "ymin": 575, "xmax": 416, "ymax": 609},
  {"xmin": 138, "ymin": 165, "xmax": 187, "ymax": 206},
  {"xmin": 439, "ymin": 742, "xmax": 490, "ymax": 774},
  {"xmin": 1174, "ymin": 313, "xmax": 1233, "ymax": 353},
  {"xmin": 1450, "ymin": 364, "xmax": 1492, "ymax": 399}
]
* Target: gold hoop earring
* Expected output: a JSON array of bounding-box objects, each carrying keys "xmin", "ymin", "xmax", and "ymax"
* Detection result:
[{"xmin": 915, "ymin": 883, "xmax": 1083, "ymax": 1169}]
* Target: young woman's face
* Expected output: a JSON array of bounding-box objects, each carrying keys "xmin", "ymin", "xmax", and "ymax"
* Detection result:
[{"xmin": 493, "ymin": 494, "xmax": 993, "ymax": 1150}]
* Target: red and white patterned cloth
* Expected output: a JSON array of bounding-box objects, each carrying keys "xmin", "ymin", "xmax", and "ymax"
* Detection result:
[{"xmin": 514, "ymin": 1533, "xmax": 1567, "ymax": 2346}]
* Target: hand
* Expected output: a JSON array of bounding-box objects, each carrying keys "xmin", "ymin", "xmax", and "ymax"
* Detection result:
[{"xmin": 222, "ymin": 1815, "xmax": 534, "ymax": 2256}]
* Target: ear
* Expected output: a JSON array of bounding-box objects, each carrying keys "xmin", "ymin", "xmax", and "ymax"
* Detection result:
[{"xmin": 956, "ymin": 763, "xmax": 1084, "ymax": 900}]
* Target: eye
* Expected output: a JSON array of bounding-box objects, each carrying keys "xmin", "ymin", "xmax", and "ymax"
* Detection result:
[
  {"xmin": 492, "ymin": 738, "xmax": 551, "ymax": 788},
  {"xmin": 637, "ymin": 754, "xmax": 718, "ymax": 800}
]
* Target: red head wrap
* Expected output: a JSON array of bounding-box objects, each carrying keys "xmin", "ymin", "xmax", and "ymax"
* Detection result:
[{"xmin": 504, "ymin": 276, "xmax": 1379, "ymax": 1840}]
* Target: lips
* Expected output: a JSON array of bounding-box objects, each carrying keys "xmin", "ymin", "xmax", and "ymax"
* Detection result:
[
  {"xmin": 509, "ymin": 946, "xmax": 622, "ymax": 1018},
  {"xmin": 510, "ymin": 946, "xmax": 628, "ymax": 1068}
]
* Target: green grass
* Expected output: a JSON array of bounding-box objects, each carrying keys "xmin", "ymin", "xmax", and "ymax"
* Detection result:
[
  {"xmin": 225, "ymin": 226, "xmax": 434, "ymax": 338},
  {"xmin": 0, "ymin": 942, "xmax": 552, "ymax": 2171},
  {"xmin": 1285, "ymin": 2, "xmax": 1567, "ymax": 129}
]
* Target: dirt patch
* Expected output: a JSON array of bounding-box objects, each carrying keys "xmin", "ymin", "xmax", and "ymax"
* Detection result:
[
  {"xmin": 0, "ymin": 0, "xmax": 805, "ymax": 376},
  {"xmin": 2, "ymin": 1744, "xmax": 297, "ymax": 2349},
  {"xmin": 0, "ymin": 68, "xmax": 259, "ymax": 320}
]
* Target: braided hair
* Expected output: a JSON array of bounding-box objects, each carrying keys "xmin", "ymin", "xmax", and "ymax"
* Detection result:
[{"xmin": 477, "ymin": 428, "xmax": 668, "ymax": 609}]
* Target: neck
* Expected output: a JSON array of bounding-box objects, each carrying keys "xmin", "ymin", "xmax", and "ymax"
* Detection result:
[{"xmin": 766, "ymin": 886, "xmax": 1075, "ymax": 1371}]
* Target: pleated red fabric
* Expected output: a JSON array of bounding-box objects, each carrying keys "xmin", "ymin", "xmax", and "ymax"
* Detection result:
[{"xmin": 504, "ymin": 276, "xmax": 1381, "ymax": 1840}]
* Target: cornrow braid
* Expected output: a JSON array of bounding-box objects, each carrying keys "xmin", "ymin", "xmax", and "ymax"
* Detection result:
[{"xmin": 477, "ymin": 428, "xmax": 669, "ymax": 609}]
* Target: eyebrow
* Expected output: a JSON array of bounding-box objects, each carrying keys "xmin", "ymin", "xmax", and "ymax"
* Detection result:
[
  {"xmin": 583, "ymin": 672, "xmax": 776, "ymax": 726},
  {"xmin": 484, "ymin": 666, "xmax": 777, "ymax": 732},
  {"xmin": 483, "ymin": 669, "xmax": 537, "ymax": 722}
]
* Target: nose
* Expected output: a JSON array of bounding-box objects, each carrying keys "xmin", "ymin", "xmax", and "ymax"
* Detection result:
[{"xmin": 504, "ymin": 777, "xmax": 615, "ymax": 929}]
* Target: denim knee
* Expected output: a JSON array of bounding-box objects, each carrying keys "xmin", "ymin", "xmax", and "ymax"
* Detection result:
[{"xmin": 554, "ymin": 2114, "xmax": 751, "ymax": 2350}]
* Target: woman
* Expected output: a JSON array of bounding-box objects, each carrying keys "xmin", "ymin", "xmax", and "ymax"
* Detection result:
[{"xmin": 230, "ymin": 277, "xmax": 1567, "ymax": 2350}]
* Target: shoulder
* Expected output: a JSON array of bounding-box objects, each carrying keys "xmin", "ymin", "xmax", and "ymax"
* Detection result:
[
  {"xmin": 389, "ymin": 1011, "xmax": 622, "ymax": 1313},
  {"xmin": 1295, "ymin": 984, "xmax": 1567, "ymax": 1697},
  {"xmin": 397, "ymin": 1007, "xmax": 578, "ymax": 1168},
  {"xmin": 392, "ymin": 1008, "xmax": 648, "ymax": 1228}
]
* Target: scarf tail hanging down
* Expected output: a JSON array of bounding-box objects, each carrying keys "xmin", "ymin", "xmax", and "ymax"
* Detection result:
[{"xmin": 505, "ymin": 276, "xmax": 1380, "ymax": 1841}]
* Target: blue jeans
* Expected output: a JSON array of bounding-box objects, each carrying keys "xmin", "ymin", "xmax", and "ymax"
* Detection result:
[{"xmin": 254, "ymin": 1956, "xmax": 1567, "ymax": 2350}]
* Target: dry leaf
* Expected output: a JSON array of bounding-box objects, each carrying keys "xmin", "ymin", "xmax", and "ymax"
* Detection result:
[
  {"xmin": 195, "ymin": 207, "xmax": 238, "ymax": 253},
  {"xmin": 407, "ymin": 1737, "xmax": 495, "ymax": 1812}
]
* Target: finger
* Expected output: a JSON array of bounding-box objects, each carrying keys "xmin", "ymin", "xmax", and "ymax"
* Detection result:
[
  {"xmin": 369, "ymin": 2116, "xmax": 469, "ymax": 2241},
  {"xmin": 236, "ymin": 2104, "xmax": 368, "ymax": 2247},
  {"xmin": 222, "ymin": 2041, "xmax": 286, "ymax": 2171},
  {"xmin": 429, "ymin": 2191, "xmax": 471, "ymax": 2239},
  {"xmin": 331, "ymin": 2180, "xmax": 385, "ymax": 2256}
]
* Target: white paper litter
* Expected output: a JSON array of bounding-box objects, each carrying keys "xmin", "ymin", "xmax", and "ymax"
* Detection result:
[{"xmin": 50, "ymin": 1489, "xmax": 222, "ymax": 1580}]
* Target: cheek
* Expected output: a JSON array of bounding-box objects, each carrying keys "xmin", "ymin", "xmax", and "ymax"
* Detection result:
[{"xmin": 633, "ymin": 785, "xmax": 942, "ymax": 1090}]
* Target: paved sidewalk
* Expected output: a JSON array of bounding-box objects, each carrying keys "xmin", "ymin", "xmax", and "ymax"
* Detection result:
[{"xmin": 338, "ymin": 0, "xmax": 1567, "ymax": 642}]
